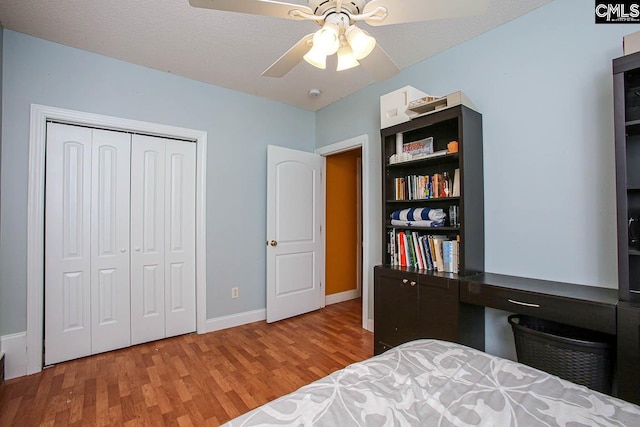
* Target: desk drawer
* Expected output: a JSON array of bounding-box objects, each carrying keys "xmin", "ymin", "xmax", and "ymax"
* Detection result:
[{"xmin": 460, "ymin": 281, "xmax": 616, "ymax": 335}]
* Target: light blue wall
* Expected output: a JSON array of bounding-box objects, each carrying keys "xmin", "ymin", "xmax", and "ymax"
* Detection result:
[
  {"xmin": 0, "ymin": 30, "xmax": 315, "ymax": 335},
  {"xmin": 316, "ymin": 0, "xmax": 640, "ymax": 358}
]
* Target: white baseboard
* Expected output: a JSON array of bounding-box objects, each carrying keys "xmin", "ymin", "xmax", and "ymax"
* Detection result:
[
  {"xmin": 325, "ymin": 289, "xmax": 361, "ymax": 306},
  {"xmin": 203, "ymin": 309, "xmax": 266, "ymax": 333},
  {"xmin": 1, "ymin": 332, "xmax": 28, "ymax": 380}
]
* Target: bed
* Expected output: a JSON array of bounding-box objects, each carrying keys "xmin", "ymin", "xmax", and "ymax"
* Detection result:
[{"xmin": 222, "ymin": 339, "xmax": 640, "ymax": 426}]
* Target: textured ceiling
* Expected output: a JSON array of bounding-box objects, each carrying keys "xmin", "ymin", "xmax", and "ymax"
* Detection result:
[{"xmin": 0, "ymin": 0, "xmax": 551, "ymax": 111}]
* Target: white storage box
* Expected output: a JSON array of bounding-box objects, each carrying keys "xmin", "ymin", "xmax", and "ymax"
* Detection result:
[
  {"xmin": 625, "ymin": 31, "xmax": 640, "ymax": 56},
  {"xmin": 380, "ymin": 86, "xmax": 428, "ymax": 129}
]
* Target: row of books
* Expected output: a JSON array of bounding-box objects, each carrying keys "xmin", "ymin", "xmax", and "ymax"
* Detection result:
[
  {"xmin": 393, "ymin": 169, "xmax": 459, "ymax": 201},
  {"xmin": 387, "ymin": 229, "xmax": 459, "ymax": 273}
]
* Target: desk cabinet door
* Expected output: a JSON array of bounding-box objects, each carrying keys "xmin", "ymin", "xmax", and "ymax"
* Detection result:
[
  {"xmin": 618, "ymin": 302, "xmax": 640, "ymax": 404},
  {"xmin": 374, "ymin": 269, "xmax": 419, "ymax": 353},
  {"xmin": 418, "ymin": 276, "xmax": 458, "ymax": 341}
]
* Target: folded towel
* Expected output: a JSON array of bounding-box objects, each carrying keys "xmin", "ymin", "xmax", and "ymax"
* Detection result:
[
  {"xmin": 390, "ymin": 208, "xmax": 446, "ymax": 222},
  {"xmin": 391, "ymin": 219, "xmax": 444, "ymax": 228}
]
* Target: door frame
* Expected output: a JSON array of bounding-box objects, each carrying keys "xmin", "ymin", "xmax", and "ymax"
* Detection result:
[
  {"xmin": 26, "ymin": 104, "xmax": 208, "ymax": 374},
  {"xmin": 316, "ymin": 134, "xmax": 372, "ymax": 331}
]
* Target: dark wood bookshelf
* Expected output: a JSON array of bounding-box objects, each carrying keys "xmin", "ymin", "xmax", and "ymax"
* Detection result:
[
  {"xmin": 374, "ymin": 104, "xmax": 485, "ymax": 356},
  {"xmin": 613, "ymin": 51, "xmax": 640, "ymax": 404}
]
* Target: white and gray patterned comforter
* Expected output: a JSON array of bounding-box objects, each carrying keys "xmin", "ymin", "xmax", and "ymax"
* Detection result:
[{"xmin": 222, "ymin": 339, "xmax": 640, "ymax": 426}]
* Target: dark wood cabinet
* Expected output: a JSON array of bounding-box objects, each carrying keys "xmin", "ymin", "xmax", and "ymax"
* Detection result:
[
  {"xmin": 613, "ymin": 52, "xmax": 640, "ymax": 404},
  {"xmin": 374, "ymin": 266, "xmax": 484, "ymax": 356},
  {"xmin": 614, "ymin": 51, "xmax": 640, "ymax": 303},
  {"xmin": 617, "ymin": 302, "xmax": 640, "ymax": 404}
]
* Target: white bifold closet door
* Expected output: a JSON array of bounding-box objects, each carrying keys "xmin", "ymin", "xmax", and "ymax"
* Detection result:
[
  {"xmin": 44, "ymin": 123, "xmax": 196, "ymax": 366},
  {"xmin": 130, "ymin": 135, "xmax": 197, "ymax": 345}
]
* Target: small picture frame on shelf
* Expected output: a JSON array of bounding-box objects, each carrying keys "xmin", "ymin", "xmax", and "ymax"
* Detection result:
[{"xmin": 402, "ymin": 137, "xmax": 433, "ymax": 157}]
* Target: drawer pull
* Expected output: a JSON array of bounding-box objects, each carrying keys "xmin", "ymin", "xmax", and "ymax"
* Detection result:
[
  {"xmin": 402, "ymin": 279, "xmax": 409, "ymax": 284},
  {"xmin": 410, "ymin": 281, "xmax": 416, "ymax": 286},
  {"xmin": 508, "ymin": 299, "xmax": 540, "ymax": 308}
]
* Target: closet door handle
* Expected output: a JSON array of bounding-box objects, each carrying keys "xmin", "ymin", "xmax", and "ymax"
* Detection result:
[
  {"xmin": 135, "ymin": 246, "xmax": 141, "ymax": 252},
  {"xmin": 120, "ymin": 248, "xmax": 127, "ymax": 253}
]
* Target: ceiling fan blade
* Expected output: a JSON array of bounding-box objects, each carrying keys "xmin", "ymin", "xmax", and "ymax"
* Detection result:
[
  {"xmin": 363, "ymin": 0, "xmax": 489, "ymax": 26},
  {"xmin": 359, "ymin": 44, "xmax": 399, "ymax": 81},
  {"xmin": 188, "ymin": 0, "xmax": 313, "ymax": 20},
  {"xmin": 262, "ymin": 33, "xmax": 314, "ymax": 77}
]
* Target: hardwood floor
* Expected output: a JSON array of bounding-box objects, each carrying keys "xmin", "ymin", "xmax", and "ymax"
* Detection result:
[{"xmin": 0, "ymin": 299, "xmax": 372, "ymax": 426}]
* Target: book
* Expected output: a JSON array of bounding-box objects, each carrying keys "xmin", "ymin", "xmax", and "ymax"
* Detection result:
[
  {"xmin": 431, "ymin": 236, "xmax": 447, "ymax": 272},
  {"xmin": 442, "ymin": 240, "xmax": 454, "ymax": 273},
  {"xmin": 412, "ymin": 231, "xmax": 425, "ymax": 270},
  {"xmin": 398, "ymin": 232, "xmax": 406, "ymax": 266},
  {"xmin": 453, "ymin": 168, "xmax": 460, "ymax": 197},
  {"xmin": 420, "ymin": 235, "xmax": 433, "ymax": 270},
  {"xmin": 406, "ymin": 233, "xmax": 418, "ymax": 268},
  {"xmin": 452, "ymin": 240, "xmax": 459, "ymax": 274}
]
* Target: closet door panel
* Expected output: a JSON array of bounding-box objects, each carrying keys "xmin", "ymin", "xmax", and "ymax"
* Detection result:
[
  {"xmin": 90, "ymin": 130, "xmax": 132, "ymax": 354},
  {"xmin": 164, "ymin": 140, "xmax": 197, "ymax": 337},
  {"xmin": 45, "ymin": 123, "xmax": 93, "ymax": 365},
  {"xmin": 131, "ymin": 135, "xmax": 166, "ymax": 345}
]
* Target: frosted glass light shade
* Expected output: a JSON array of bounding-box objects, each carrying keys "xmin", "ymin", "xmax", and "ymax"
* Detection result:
[
  {"xmin": 336, "ymin": 45, "xmax": 359, "ymax": 71},
  {"xmin": 303, "ymin": 45, "xmax": 327, "ymax": 69},
  {"xmin": 345, "ymin": 25, "xmax": 376, "ymax": 60},
  {"xmin": 313, "ymin": 23, "xmax": 340, "ymax": 55}
]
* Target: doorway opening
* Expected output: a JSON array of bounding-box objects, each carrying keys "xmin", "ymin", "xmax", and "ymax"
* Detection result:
[
  {"xmin": 324, "ymin": 147, "xmax": 363, "ymax": 305},
  {"xmin": 316, "ymin": 134, "xmax": 375, "ymax": 332}
]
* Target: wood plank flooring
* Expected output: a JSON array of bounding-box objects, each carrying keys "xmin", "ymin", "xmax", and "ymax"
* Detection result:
[{"xmin": 0, "ymin": 299, "xmax": 372, "ymax": 426}]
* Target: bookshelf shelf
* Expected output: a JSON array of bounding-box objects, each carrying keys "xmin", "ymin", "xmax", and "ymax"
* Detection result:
[
  {"xmin": 385, "ymin": 225, "xmax": 460, "ymax": 232},
  {"xmin": 386, "ymin": 153, "xmax": 459, "ymax": 168},
  {"xmin": 386, "ymin": 197, "xmax": 460, "ymax": 204}
]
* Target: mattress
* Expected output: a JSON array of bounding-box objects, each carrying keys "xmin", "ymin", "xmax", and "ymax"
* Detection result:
[{"xmin": 222, "ymin": 339, "xmax": 640, "ymax": 426}]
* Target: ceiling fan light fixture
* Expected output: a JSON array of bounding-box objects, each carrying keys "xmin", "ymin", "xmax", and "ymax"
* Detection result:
[
  {"xmin": 312, "ymin": 22, "xmax": 340, "ymax": 55},
  {"xmin": 303, "ymin": 45, "xmax": 327, "ymax": 69},
  {"xmin": 345, "ymin": 25, "xmax": 376, "ymax": 60},
  {"xmin": 336, "ymin": 44, "xmax": 359, "ymax": 71}
]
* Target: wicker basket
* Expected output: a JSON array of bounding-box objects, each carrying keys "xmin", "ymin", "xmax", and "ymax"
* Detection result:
[{"xmin": 508, "ymin": 315, "xmax": 615, "ymax": 394}]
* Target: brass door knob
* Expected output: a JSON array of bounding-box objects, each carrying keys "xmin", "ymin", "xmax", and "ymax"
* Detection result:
[{"xmin": 267, "ymin": 240, "xmax": 278, "ymax": 247}]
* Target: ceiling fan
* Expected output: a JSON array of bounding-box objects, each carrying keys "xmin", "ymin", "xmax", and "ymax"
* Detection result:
[{"xmin": 188, "ymin": 0, "xmax": 489, "ymax": 80}]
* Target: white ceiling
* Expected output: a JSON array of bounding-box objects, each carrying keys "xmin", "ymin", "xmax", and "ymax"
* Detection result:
[{"xmin": 0, "ymin": 0, "xmax": 550, "ymax": 111}]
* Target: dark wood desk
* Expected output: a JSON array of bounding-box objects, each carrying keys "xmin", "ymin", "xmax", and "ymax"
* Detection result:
[{"xmin": 460, "ymin": 273, "xmax": 619, "ymax": 335}]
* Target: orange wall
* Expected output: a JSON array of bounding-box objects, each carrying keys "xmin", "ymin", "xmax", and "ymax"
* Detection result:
[{"xmin": 325, "ymin": 148, "xmax": 361, "ymax": 295}]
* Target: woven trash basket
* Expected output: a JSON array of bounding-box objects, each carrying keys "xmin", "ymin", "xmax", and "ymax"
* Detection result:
[{"xmin": 508, "ymin": 314, "xmax": 615, "ymax": 394}]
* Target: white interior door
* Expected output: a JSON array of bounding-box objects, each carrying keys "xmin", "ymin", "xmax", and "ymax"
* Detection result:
[
  {"xmin": 90, "ymin": 129, "xmax": 132, "ymax": 354},
  {"xmin": 266, "ymin": 145, "xmax": 323, "ymax": 323},
  {"xmin": 45, "ymin": 123, "xmax": 93, "ymax": 365},
  {"xmin": 130, "ymin": 135, "xmax": 167, "ymax": 345},
  {"xmin": 164, "ymin": 139, "xmax": 197, "ymax": 338}
]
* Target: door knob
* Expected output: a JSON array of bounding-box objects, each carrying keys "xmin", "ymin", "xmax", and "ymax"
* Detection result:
[
  {"xmin": 120, "ymin": 248, "xmax": 127, "ymax": 253},
  {"xmin": 135, "ymin": 246, "xmax": 141, "ymax": 252},
  {"xmin": 267, "ymin": 240, "xmax": 278, "ymax": 247}
]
